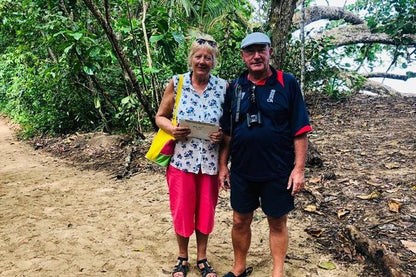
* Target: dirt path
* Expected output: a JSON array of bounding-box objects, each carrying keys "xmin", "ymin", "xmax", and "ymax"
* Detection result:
[{"xmin": 0, "ymin": 118, "xmax": 363, "ymax": 277}]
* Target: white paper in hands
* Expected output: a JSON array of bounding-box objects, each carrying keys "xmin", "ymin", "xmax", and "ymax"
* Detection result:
[{"xmin": 179, "ymin": 119, "xmax": 219, "ymax": 140}]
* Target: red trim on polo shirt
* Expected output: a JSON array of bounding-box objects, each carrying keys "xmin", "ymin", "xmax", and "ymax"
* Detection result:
[
  {"xmin": 277, "ymin": 70, "xmax": 284, "ymax": 87},
  {"xmin": 247, "ymin": 70, "xmax": 285, "ymax": 87},
  {"xmin": 255, "ymin": 79, "xmax": 267, "ymax": 85},
  {"xmin": 295, "ymin": 125, "xmax": 313, "ymax": 136},
  {"xmin": 247, "ymin": 75, "xmax": 267, "ymax": 86}
]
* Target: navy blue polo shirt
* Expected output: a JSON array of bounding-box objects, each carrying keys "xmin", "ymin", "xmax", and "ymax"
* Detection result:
[{"xmin": 220, "ymin": 66, "xmax": 312, "ymax": 182}]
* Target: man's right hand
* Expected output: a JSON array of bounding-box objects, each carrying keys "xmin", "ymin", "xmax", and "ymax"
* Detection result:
[{"xmin": 219, "ymin": 166, "xmax": 230, "ymax": 191}]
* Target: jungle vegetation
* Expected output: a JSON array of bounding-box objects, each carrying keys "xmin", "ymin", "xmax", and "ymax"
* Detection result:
[{"xmin": 0, "ymin": 0, "xmax": 414, "ymax": 137}]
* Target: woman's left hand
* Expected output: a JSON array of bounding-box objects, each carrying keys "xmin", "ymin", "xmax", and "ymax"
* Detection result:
[{"xmin": 209, "ymin": 129, "xmax": 223, "ymax": 144}]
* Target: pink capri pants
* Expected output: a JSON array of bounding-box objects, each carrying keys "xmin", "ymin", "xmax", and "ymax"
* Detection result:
[{"xmin": 166, "ymin": 165, "xmax": 219, "ymax": 237}]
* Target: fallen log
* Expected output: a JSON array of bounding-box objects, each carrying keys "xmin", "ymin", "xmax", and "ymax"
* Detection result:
[{"xmin": 345, "ymin": 225, "xmax": 408, "ymax": 277}]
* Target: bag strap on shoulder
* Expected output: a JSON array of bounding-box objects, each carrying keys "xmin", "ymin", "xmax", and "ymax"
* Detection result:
[{"xmin": 172, "ymin": 74, "xmax": 184, "ymax": 126}]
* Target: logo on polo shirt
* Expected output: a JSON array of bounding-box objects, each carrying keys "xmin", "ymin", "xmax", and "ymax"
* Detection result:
[{"xmin": 267, "ymin": 89, "xmax": 275, "ymax": 103}]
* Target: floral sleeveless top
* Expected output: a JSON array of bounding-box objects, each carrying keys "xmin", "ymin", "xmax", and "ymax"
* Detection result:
[{"xmin": 170, "ymin": 72, "xmax": 226, "ymax": 175}]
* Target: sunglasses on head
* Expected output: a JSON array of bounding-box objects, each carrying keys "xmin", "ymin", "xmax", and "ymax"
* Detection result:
[{"xmin": 195, "ymin": 38, "xmax": 217, "ymax": 47}]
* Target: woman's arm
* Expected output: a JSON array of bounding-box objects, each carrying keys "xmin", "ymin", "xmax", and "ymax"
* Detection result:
[{"xmin": 155, "ymin": 79, "xmax": 190, "ymax": 139}]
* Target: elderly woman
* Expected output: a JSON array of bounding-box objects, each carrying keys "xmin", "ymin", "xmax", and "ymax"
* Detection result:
[{"xmin": 155, "ymin": 35, "xmax": 226, "ymax": 277}]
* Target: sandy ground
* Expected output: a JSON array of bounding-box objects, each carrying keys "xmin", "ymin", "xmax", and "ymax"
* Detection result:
[{"xmin": 0, "ymin": 118, "xmax": 363, "ymax": 277}]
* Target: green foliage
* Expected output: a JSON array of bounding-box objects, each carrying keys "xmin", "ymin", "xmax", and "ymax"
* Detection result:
[
  {"xmin": 286, "ymin": 36, "xmax": 368, "ymax": 99},
  {"xmin": 115, "ymin": 94, "xmax": 152, "ymax": 134},
  {"xmin": 0, "ymin": 1, "xmax": 101, "ymax": 136},
  {"xmin": 349, "ymin": 0, "xmax": 416, "ymax": 72},
  {"xmin": 1, "ymin": 0, "xmax": 414, "ymax": 137},
  {"xmin": 0, "ymin": 49, "xmax": 99, "ymax": 137},
  {"xmin": 0, "ymin": 0, "xmax": 253, "ymax": 136},
  {"xmin": 357, "ymin": 0, "xmax": 416, "ymax": 38}
]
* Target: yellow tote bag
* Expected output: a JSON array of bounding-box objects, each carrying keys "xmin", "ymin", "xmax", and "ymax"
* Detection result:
[{"xmin": 145, "ymin": 75, "xmax": 183, "ymax": 166}]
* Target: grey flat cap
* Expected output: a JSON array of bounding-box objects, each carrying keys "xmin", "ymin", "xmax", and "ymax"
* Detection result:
[{"xmin": 241, "ymin": 32, "xmax": 271, "ymax": 49}]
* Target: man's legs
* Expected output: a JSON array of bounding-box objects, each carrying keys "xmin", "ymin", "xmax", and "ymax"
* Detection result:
[
  {"xmin": 267, "ymin": 215, "xmax": 288, "ymax": 277},
  {"xmin": 229, "ymin": 211, "xmax": 253, "ymax": 276}
]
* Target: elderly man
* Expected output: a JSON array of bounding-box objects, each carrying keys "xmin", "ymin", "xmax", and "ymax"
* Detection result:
[{"xmin": 219, "ymin": 32, "xmax": 312, "ymax": 277}]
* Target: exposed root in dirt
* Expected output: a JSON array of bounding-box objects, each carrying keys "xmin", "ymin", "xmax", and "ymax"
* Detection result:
[{"xmin": 345, "ymin": 225, "xmax": 405, "ymax": 277}]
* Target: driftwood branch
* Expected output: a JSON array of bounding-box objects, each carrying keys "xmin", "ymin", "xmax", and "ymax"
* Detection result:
[
  {"xmin": 345, "ymin": 225, "xmax": 408, "ymax": 277},
  {"xmin": 361, "ymin": 79, "xmax": 402, "ymax": 97},
  {"xmin": 339, "ymin": 72, "xmax": 403, "ymax": 96},
  {"xmin": 315, "ymin": 24, "xmax": 416, "ymax": 47},
  {"xmin": 362, "ymin": 72, "xmax": 415, "ymax": 81},
  {"xmin": 296, "ymin": 6, "xmax": 416, "ymax": 46},
  {"xmin": 293, "ymin": 6, "xmax": 364, "ymax": 27}
]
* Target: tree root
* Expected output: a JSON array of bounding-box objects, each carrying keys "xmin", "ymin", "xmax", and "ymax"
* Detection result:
[
  {"xmin": 345, "ymin": 225, "xmax": 408, "ymax": 277},
  {"xmin": 116, "ymin": 146, "xmax": 133, "ymax": 179}
]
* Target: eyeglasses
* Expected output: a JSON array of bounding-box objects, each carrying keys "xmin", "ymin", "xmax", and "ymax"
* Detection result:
[
  {"xmin": 195, "ymin": 38, "xmax": 217, "ymax": 48},
  {"xmin": 242, "ymin": 46, "xmax": 268, "ymax": 57}
]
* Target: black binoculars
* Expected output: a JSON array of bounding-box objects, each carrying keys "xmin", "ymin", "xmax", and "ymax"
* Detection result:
[{"xmin": 246, "ymin": 111, "xmax": 262, "ymax": 127}]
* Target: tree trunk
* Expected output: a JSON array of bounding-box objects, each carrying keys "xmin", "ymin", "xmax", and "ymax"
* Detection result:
[
  {"xmin": 269, "ymin": 0, "xmax": 297, "ymax": 69},
  {"xmin": 270, "ymin": 0, "xmax": 322, "ymax": 168}
]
